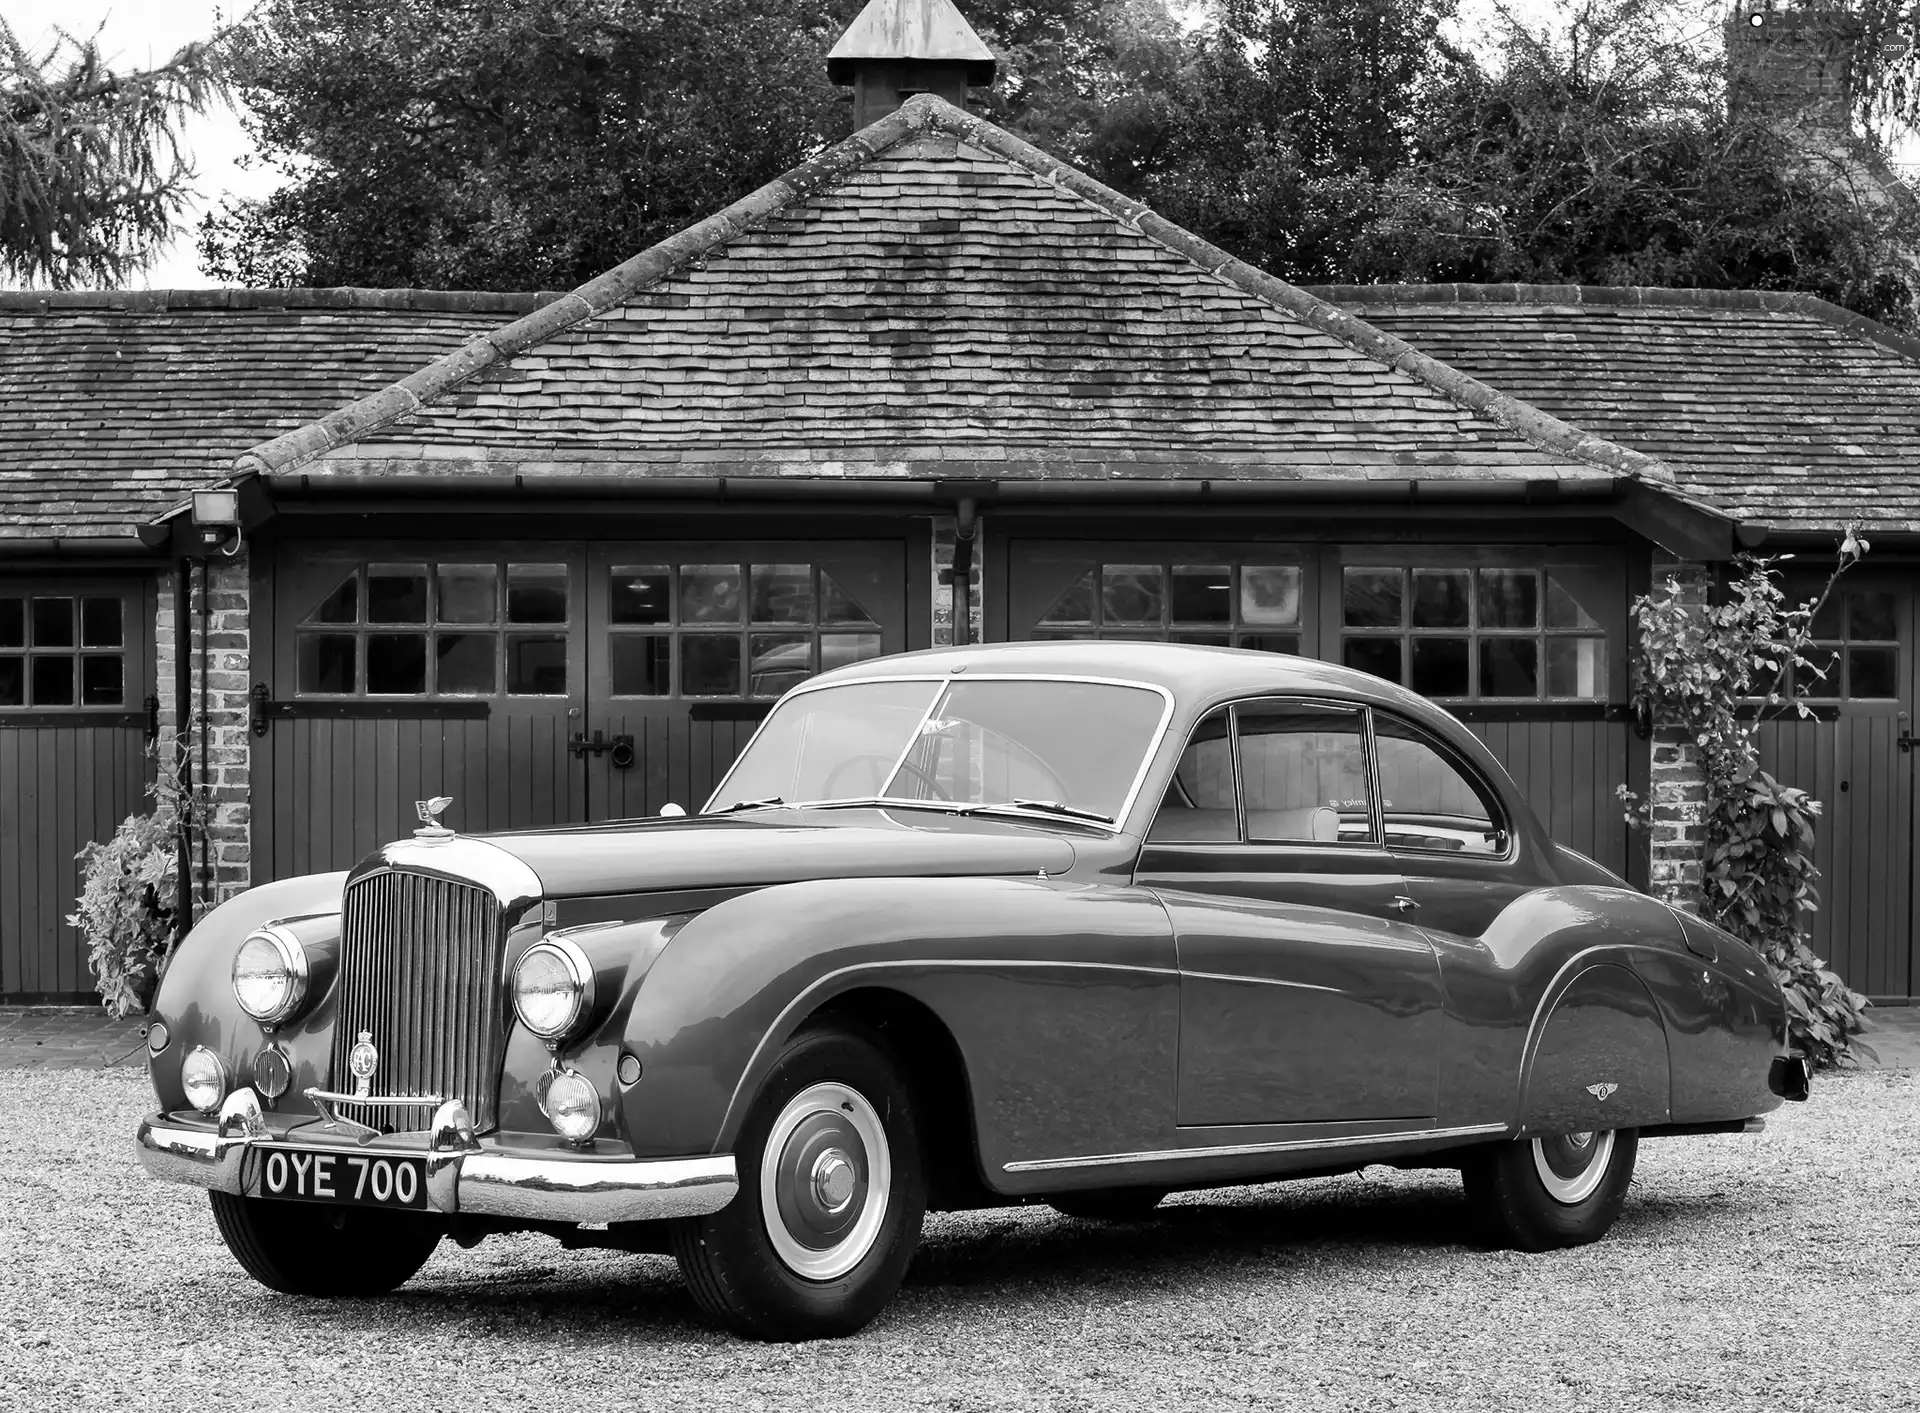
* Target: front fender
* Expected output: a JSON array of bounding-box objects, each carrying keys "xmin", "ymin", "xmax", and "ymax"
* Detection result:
[
  {"xmin": 147, "ymin": 873, "xmax": 347, "ymax": 1111},
  {"xmin": 616, "ymin": 875, "xmax": 1179, "ymax": 1173}
]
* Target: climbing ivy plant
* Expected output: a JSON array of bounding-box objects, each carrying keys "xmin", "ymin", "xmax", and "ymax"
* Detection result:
[{"xmin": 1624, "ymin": 535, "xmax": 1875, "ymax": 1069}]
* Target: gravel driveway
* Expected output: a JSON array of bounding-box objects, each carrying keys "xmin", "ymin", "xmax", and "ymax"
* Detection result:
[{"xmin": 1, "ymin": 1067, "xmax": 1914, "ymax": 1413}]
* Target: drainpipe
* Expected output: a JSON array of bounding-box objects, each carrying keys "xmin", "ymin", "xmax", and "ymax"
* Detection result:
[
  {"xmin": 172, "ymin": 559, "xmax": 193, "ymax": 944},
  {"xmin": 199, "ymin": 558, "xmax": 212, "ymax": 908},
  {"xmin": 950, "ymin": 498, "xmax": 978, "ymax": 647}
]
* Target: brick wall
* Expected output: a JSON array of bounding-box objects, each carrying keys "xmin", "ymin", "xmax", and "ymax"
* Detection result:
[
  {"xmin": 930, "ymin": 513, "xmax": 985, "ymax": 647},
  {"xmin": 1644, "ymin": 557, "xmax": 1711, "ymax": 911},
  {"xmin": 151, "ymin": 552, "xmax": 253, "ymax": 918}
]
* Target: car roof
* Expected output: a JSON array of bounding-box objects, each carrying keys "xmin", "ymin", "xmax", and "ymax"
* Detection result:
[{"xmin": 810, "ymin": 640, "xmax": 1449, "ymax": 721}]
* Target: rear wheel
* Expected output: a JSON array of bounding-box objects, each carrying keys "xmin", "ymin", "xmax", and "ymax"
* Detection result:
[
  {"xmin": 1047, "ymin": 1188, "xmax": 1168, "ymax": 1222},
  {"xmin": 1463, "ymin": 1128, "xmax": 1638, "ymax": 1251},
  {"xmin": 670, "ymin": 1025, "xmax": 926, "ymax": 1340},
  {"xmin": 208, "ymin": 1192, "xmax": 444, "ymax": 1296}
]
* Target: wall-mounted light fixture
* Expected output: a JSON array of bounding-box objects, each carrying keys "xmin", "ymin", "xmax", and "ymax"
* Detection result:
[{"xmin": 190, "ymin": 488, "xmax": 243, "ymax": 556}]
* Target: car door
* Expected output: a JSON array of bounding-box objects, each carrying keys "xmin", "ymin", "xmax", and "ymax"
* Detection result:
[
  {"xmin": 1374, "ymin": 710, "xmax": 1544, "ymax": 939},
  {"xmin": 1136, "ymin": 699, "xmax": 1443, "ymax": 1127}
]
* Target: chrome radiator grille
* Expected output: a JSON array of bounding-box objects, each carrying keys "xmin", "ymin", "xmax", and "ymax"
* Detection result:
[{"xmin": 330, "ymin": 869, "xmax": 507, "ymax": 1132}]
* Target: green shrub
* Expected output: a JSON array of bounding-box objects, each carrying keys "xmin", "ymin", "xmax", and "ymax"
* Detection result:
[{"xmin": 67, "ymin": 757, "xmax": 191, "ymax": 1017}]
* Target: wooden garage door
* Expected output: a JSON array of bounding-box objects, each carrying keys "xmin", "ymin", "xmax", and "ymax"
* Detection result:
[
  {"xmin": 1006, "ymin": 542, "xmax": 1633, "ymax": 876},
  {"xmin": 255, "ymin": 540, "xmax": 908, "ymax": 879},
  {"xmin": 0, "ymin": 576, "xmax": 154, "ymax": 1000},
  {"xmin": 1756, "ymin": 578, "xmax": 1914, "ymax": 1002}
]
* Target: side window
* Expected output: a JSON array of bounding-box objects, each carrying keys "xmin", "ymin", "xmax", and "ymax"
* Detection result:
[
  {"xmin": 1374, "ymin": 715, "xmax": 1506, "ymax": 855},
  {"xmin": 1148, "ymin": 707, "xmax": 1236, "ymax": 842},
  {"xmin": 1236, "ymin": 702, "xmax": 1374, "ymax": 844}
]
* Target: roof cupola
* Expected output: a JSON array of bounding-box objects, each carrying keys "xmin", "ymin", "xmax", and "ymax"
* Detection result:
[{"xmin": 827, "ymin": 0, "xmax": 997, "ymax": 129}]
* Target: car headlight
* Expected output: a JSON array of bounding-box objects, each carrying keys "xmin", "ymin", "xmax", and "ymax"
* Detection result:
[
  {"xmin": 511, "ymin": 938, "xmax": 594, "ymax": 1041},
  {"xmin": 232, "ymin": 926, "xmax": 310, "ymax": 1025},
  {"xmin": 180, "ymin": 1046, "xmax": 228, "ymax": 1115},
  {"xmin": 544, "ymin": 1069, "xmax": 601, "ymax": 1143}
]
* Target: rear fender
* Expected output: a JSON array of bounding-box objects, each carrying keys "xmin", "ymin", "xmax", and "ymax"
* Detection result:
[
  {"xmin": 1517, "ymin": 962, "xmax": 1670, "ymax": 1136},
  {"xmin": 616, "ymin": 875, "xmax": 1179, "ymax": 1175}
]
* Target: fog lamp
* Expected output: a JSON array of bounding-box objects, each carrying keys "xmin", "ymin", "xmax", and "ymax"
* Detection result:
[
  {"xmin": 232, "ymin": 927, "xmax": 310, "ymax": 1026},
  {"xmin": 253, "ymin": 1046, "xmax": 292, "ymax": 1101},
  {"xmin": 545, "ymin": 1070, "xmax": 601, "ymax": 1144},
  {"xmin": 180, "ymin": 1046, "xmax": 228, "ymax": 1115},
  {"xmin": 512, "ymin": 938, "xmax": 593, "ymax": 1041}
]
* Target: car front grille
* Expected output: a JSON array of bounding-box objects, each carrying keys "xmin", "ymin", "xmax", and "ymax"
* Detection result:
[{"xmin": 330, "ymin": 868, "xmax": 508, "ymax": 1133}]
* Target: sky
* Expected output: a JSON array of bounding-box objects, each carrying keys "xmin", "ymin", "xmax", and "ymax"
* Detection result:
[{"xmin": 2, "ymin": 0, "xmax": 1914, "ymax": 291}]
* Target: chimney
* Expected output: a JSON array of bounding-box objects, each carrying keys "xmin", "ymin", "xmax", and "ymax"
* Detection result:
[
  {"xmin": 827, "ymin": 0, "xmax": 997, "ymax": 129},
  {"xmin": 1725, "ymin": 2, "xmax": 1867, "ymax": 154}
]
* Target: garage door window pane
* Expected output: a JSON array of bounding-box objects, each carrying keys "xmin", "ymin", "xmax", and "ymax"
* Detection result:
[
  {"xmin": 436, "ymin": 634, "xmax": 497, "ymax": 695},
  {"xmin": 80, "ymin": 656, "xmax": 123, "ymax": 706},
  {"xmin": 31, "ymin": 656, "xmax": 74, "ymax": 705},
  {"xmin": 298, "ymin": 634, "xmax": 356, "ymax": 693},
  {"xmin": 0, "ymin": 600, "xmax": 21, "ymax": 647},
  {"xmin": 1240, "ymin": 567, "xmax": 1301, "ymax": 627},
  {"xmin": 1345, "ymin": 637, "xmax": 1402, "ymax": 684},
  {"xmin": 1546, "ymin": 638, "xmax": 1606, "ymax": 699},
  {"xmin": 0, "ymin": 657, "xmax": 21, "ymax": 705},
  {"xmin": 1848, "ymin": 591, "xmax": 1897, "ymax": 641},
  {"xmin": 367, "ymin": 634, "xmax": 428, "ymax": 693},
  {"xmin": 819, "ymin": 570, "xmax": 880, "ymax": 626},
  {"xmin": 681, "ymin": 566, "xmax": 743, "ymax": 624},
  {"xmin": 1476, "ymin": 571, "xmax": 1538, "ymax": 629},
  {"xmin": 1479, "ymin": 638, "xmax": 1539, "ymax": 697},
  {"xmin": 436, "ymin": 566, "xmax": 498, "ymax": 624},
  {"xmin": 682, "ymin": 634, "xmax": 742, "ymax": 695},
  {"xmin": 1412, "ymin": 571, "xmax": 1470, "ymax": 628},
  {"xmin": 751, "ymin": 565, "xmax": 814, "ymax": 624},
  {"xmin": 507, "ymin": 565, "xmax": 569, "ymax": 624},
  {"xmin": 821, "ymin": 632, "xmax": 883, "ymax": 672},
  {"xmin": 32, "ymin": 598, "xmax": 74, "ymax": 648},
  {"xmin": 81, "ymin": 597, "xmax": 123, "ymax": 648},
  {"xmin": 367, "ymin": 566, "xmax": 429, "ymax": 624},
  {"xmin": 1102, "ymin": 566, "xmax": 1163, "ymax": 625},
  {"xmin": 610, "ymin": 567, "xmax": 671, "ymax": 625},
  {"xmin": 749, "ymin": 633, "xmax": 814, "ymax": 696},
  {"xmin": 610, "ymin": 635, "xmax": 671, "ymax": 696},
  {"xmin": 1039, "ymin": 570, "xmax": 1096, "ymax": 625},
  {"xmin": 1238, "ymin": 633, "xmax": 1299, "ymax": 655},
  {"xmin": 310, "ymin": 572, "xmax": 359, "ymax": 624},
  {"xmin": 1343, "ymin": 569, "xmax": 1402, "ymax": 628},
  {"xmin": 1411, "ymin": 637, "xmax": 1469, "ymax": 696},
  {"xmin": 1171, "ymin": 566, "xmax": 1232, "ymax": 624},
  {"xmin": 1849, "ymin": 646, "xmax": 1897, "ymax": 699},
  {"xmin": 507, "ymin": 635, "xmax": 568, "ymax": 695}
]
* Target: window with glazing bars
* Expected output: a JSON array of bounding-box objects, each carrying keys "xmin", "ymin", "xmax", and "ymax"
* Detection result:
[
  {"xmin": 0, "ymin": 593, "xmax": 127, "ymax": 709},
  {"xmin": 1033, "ymin": 562, "xmax": 1306, "ymax": 653}
]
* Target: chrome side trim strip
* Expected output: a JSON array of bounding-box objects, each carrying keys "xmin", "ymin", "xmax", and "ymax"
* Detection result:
[
  {"xmin": 1002, "ymin": 1122, "xmax": 1511, "ymax": 1174},
  {"xmin": 1178, "ymin": 970, "xmax": 1343, "ymax": 994}
]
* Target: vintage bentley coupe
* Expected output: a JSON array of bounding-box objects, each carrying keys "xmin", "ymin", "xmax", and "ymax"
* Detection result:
[{"xmin": 136, "ymin": 642, "xmax": 1808, "ymax": 1339}]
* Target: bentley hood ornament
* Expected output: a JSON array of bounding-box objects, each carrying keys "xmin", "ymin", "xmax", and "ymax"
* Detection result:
[{"xmin": 413, "ymin": 795, "xmax": 455, "ymax": 841}]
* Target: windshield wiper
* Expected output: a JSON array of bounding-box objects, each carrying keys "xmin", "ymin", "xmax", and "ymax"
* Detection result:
[
  {"xmin": 963, "ymin": 798, "xmax": 1112, "ymax": 824},
  {"xmin": 715, "ymin": 796, "xmax": 785, "ymax": 813}
]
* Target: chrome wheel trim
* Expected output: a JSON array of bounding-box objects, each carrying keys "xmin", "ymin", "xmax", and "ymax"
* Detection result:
[
  {"xmin": 759, "ymin": 1081, "xmax": 891, "ymax": 1281},
  {"xmin": 1531, "ymin": 1129, "xmax": 1615, "ymax": 1205}
]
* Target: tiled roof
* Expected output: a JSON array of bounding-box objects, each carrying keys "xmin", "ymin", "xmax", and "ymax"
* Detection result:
[
  {"xmin": 241, "ymin": 96, "xmax": 1669, "ymax": 496},
  {"xmin": 1311, "ymin": 284, "xmax": 1920, "ymax": 536},
  {"xmin": 0, "ymin": 290, "xmax": 530, "ymax": 544}
]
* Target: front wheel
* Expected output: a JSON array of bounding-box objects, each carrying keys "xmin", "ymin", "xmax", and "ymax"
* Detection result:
[
  {"xmin": 1463, "ymin": 1128, "xmax": 1639, "ymax": 1251},
  {"xmin": 670, "ymin": 1024, "xmax": 927, "ymax": 1340},
  {"xmin": 208, "ymin": 1192, "xmax": 444, "ymax": 1296}
]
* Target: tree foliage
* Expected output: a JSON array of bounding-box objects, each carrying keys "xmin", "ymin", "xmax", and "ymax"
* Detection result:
[{"xmin": 1, "ymin": 18, "xmax": 225, "ymax": 289}]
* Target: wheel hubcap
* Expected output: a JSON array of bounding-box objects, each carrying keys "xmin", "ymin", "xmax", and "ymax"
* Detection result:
[
  {"xmin": 1531, "ymin": 1129, "xmax": 1615, "ymax": 1205},
  {"xmin": 760, "ymin": 1081, "xmax": 891, "ymax": 1280}
]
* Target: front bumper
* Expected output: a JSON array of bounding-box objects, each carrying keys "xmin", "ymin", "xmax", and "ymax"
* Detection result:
[{"xmin": 136, "ymin": 1088, "xmax": 739, "ymax": 1224}]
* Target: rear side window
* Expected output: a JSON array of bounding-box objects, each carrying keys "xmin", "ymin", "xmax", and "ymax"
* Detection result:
[
  {"xmin": 1236, "ymin": 701, "xmax": 1374, "ymax": 844},
  {"xmin": 1374, "ymin": 714, "xmax": 1506, "ymax": 855}
]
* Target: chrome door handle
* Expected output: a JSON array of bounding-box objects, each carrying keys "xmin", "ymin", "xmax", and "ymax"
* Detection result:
[{"xmin": 1392, "ymin": 895, "xmax": 1420, "ymax": 913}]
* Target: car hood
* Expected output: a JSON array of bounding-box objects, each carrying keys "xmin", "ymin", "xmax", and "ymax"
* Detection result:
[{"xmin": 461, "ymin": 808, "xmax": 1082, "ymax": 899}]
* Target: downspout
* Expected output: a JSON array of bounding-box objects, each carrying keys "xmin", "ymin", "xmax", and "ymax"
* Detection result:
[
  {"xmin": 950, "ymin": 497, "xmax": 978, "ymax": 647},
  {"xmin": 172, "ymin": 559, "xmax": 193, "ymax": 944},
  {"xmin": 199, "ymin": 558, "xmax": 212, "ymax": 906}
]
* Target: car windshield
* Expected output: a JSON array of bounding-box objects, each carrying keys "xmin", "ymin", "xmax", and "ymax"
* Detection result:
[{"xmin": 706, "ymin": 676, "xmax": 1169, "ymax": 823}]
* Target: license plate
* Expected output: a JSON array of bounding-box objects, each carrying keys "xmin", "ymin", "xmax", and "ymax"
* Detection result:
[{"xmin": 250, "ymin": 1146, "xmax": 428, "ymax": 1210}]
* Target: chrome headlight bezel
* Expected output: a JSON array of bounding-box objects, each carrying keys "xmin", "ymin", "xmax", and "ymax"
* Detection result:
[
  {"xmin": 231, "ymin": 925, "xmax": 311, "ymax": 1026},
  {"xmin": 511, "ymin": 936, "xmax": 595, "ymax": 1042}
]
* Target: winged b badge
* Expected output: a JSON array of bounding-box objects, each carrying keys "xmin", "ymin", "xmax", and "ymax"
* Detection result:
[
  {"xmin": 414, "ymin": 795, "xmax": 455, "ymax": 839},
  {"xmin": 1586, "ymin": 1082, "xmax": 1619, "ymax": 1101}
]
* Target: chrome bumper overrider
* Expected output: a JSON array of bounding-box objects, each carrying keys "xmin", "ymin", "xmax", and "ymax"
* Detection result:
[{"xmin": 135, "ymin": 1088, "xmax": 739, "ymax": 1224}]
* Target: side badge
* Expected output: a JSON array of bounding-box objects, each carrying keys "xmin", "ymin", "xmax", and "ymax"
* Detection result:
[
  {"xmin": 1586, "ymin": 1082, "xmax": 1619, "ymax": 1101},
  {"xmin": 349, "ymin": 1031, "xmax": 379, "ymax": 1099}
]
